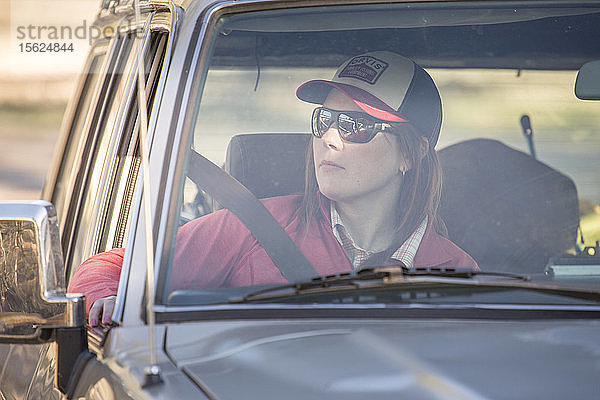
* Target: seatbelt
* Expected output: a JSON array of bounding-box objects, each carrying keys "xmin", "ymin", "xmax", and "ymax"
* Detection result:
[{"xmin": 188, "ymin": 149, "xmax": 318, "ymax": 282}]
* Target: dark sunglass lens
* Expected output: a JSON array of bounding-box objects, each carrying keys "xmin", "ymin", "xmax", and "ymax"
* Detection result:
[
  {"xmin": 319, "ymin": 109, "xmax": 335, "ymax": 136},
  {"xmin": 312, "ymin": 108, "xmax": 329, "ymax": 137},
  {"xmin": 352, "ymin": 117, "xmax": 377, "ymax": 143},
  {"xmin": 337, "ymin": 113, "xmax": 357, "ymax": 137},
  {"xmin": 338, "ymin": 114, "xmax": 377, "ymax": 143},
  {"xmin": 313, "ymin": 108, "xmax": 384, "ymax": 143}
]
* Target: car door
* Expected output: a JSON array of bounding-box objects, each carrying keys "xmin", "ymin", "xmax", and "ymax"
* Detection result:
[{"xmin": 0, "ymin": 5, "xmax": 173, "ymax": 399}]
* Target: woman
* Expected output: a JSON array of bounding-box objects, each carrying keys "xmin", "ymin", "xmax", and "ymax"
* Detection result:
[{"xmin": 68, "ymin": 51, "xmax": 477, "ymax": 326}]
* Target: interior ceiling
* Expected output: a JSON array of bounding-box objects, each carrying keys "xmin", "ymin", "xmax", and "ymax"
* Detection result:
[{"xmin": 211, "ymin": 13, "xmax": 600, "ymax": 70}]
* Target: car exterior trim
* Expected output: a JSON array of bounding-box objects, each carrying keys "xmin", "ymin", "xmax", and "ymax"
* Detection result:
[
  {"xmin": 153, "ymin": 303, "xmax": 600, "ymax": 324},
  {"xmin": 112, "ymin": 8, "xmax": 181, "ymax": 328}
]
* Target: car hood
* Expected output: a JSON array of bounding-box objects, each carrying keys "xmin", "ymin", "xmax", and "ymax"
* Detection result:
[{"xmin": 165, "ymin": 319, "xmax": 600, "ymax": 399}]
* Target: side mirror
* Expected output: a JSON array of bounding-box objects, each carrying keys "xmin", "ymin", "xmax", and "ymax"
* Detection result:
[
  {"xmin": 0, "ymin": 201, "xmax": 85, "ymax": 343},
  {"xmin": 575, "ymin": 60, "xmax": 600, "ymax": 100}
]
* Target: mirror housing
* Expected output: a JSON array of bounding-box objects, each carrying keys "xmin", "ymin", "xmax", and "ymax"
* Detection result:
[
  {"xmin": 575, "ymin": 60, "xmax": 600, "ymax": 100},
  {"xmin": 0, "ymin": 201, "xmax": 85, "ymax": 343}
]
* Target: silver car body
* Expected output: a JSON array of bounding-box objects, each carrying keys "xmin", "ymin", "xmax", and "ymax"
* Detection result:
[{"xmin": 1, "ymin": 0, "xmax": 600, "ymax": 398}]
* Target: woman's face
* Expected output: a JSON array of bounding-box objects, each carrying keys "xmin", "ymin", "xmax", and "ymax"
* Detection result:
[{"xmin": 313, "ymin": 89, "xmax": 408, "ymax": 205}]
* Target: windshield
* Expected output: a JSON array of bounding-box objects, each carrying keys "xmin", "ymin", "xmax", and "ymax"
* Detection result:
[{"xmin": 163, "ymin": 2, "xmax": 600, "ymax": 307}]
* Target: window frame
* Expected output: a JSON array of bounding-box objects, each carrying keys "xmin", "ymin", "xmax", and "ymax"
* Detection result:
[{"xmin": 44, "ymin": 10, "xmax": 173, "ymax": 282}]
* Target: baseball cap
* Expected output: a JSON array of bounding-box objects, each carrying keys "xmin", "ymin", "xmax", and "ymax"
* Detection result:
[{"xmin": 296, "ymin": 51, "xmax": 442, "ymax": 147}]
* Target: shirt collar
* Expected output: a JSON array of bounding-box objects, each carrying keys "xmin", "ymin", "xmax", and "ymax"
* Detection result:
[
  {"xmin": 390, "ymin": 215, "xmax": 428, "ymax": 268},
  {"xmin": 330, "ymin": 202, "xmax": 427, "ymax": 269}
]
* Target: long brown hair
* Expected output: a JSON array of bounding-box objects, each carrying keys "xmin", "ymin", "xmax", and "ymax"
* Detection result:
[{"xmin": 300, "ymin": 123, "xmax": 446, "ymax": 245}]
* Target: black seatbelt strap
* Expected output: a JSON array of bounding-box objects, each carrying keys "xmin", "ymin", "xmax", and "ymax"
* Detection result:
[{"xmin": 188, "ymin": 149, "xmax": 318, "ymax": 282}]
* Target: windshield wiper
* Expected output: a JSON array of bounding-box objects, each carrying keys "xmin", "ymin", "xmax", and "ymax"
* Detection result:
[
  {"xmin": 404, "ymin": 266, "xmax": 530, "ymax": 281},
  {"xmin": 229, "ymin": 266, "xmax": 530, "ymax": 303}
]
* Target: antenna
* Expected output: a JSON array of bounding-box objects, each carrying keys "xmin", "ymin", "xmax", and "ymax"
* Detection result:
[{"xmin": 133, "ymin": 0, "xmax": 162, "ymax": 386}]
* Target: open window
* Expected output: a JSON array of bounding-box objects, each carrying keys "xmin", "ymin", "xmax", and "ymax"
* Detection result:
[{"xmin": 47, "ymin": 12, "xmax": 172, "ymax": 280}]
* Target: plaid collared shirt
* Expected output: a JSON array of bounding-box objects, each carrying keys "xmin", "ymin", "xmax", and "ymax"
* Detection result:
[{"xmin": 331, "ymin": 203, "xmax": 428, "ymax": 270}]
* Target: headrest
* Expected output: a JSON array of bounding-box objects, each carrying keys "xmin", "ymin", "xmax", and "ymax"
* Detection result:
[
  {"xmin": 225, "ymin": 133, "xmax": 311, "ymax": 199},
  {"xmin": 438, "ymin": 138, "xmax": 579, "ymax": 273}
]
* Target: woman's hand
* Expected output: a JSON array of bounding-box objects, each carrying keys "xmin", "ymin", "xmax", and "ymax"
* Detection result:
[{"xmin": 88, "ymin": 295, "xmax": 117, "ymax": 327}]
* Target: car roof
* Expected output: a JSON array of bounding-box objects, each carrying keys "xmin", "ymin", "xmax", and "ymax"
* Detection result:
[
  {"xmin": 203, "ymin": 1, "xmax": 600, "ymax": 70},
  {"xmin": 97, "ymin": 0, "xmax": 600, "ymax": 71}
]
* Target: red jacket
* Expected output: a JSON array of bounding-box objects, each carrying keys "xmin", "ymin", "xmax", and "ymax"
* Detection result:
[{"xmin": 68, "ymin": 195, "xmax": 477, "ymax": 315}]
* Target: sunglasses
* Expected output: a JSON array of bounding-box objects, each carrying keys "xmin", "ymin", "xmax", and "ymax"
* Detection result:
[{"xmin": 311, "ymin": 107, "xmax": 398, "ymax": 143}]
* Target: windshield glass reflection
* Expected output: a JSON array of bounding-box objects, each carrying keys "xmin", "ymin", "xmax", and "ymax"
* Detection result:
[{"xmin": 171, "ymin": 3, "xmax": 600, "ymax": 305}]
